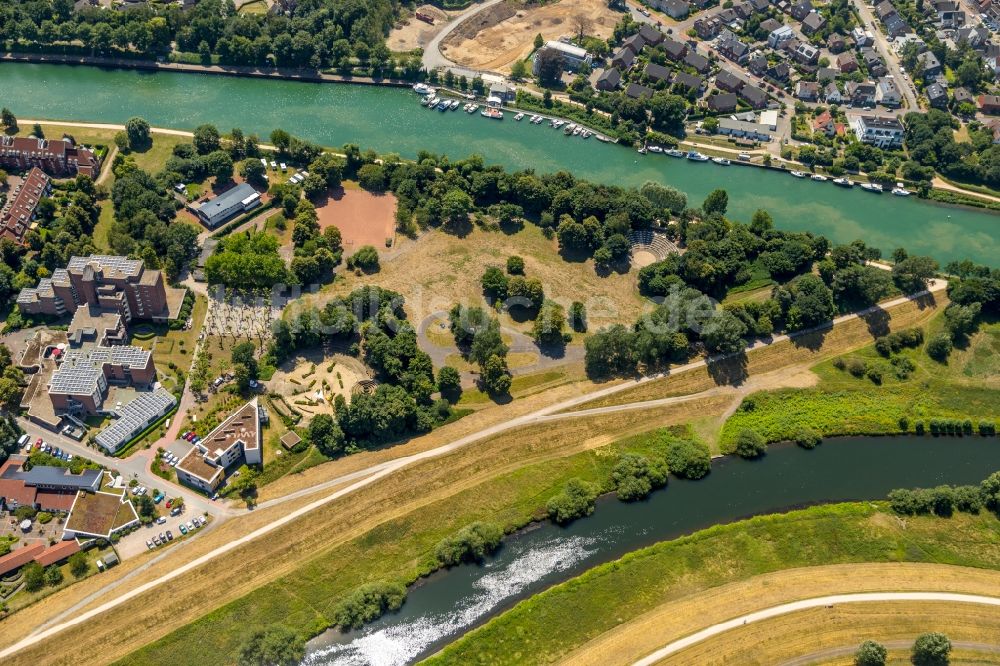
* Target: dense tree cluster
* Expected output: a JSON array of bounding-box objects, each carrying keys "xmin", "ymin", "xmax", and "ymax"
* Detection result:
[
  {"xmin": 237, "ymin": 625, "xmax": 304, "ymax": 666},
  {"xmin": 611, "ymin": 453, "xmax": 669, "ymax": 501},
  {"xmin": 546, "ymin": 478, "xmax": 600, "ymax": 524},
  {"xmin": 434, "ymin": 522, "xmax": 504, "ymax": 567},
  {"xmin": 332, "ymin": 581, "xmax": 406, "ymax": 630},
  {"xmin": 888, "ymin": 470, "xmax": 1000, "ymax": 517},
  {"xmin": 204, "ymin": 231, "xmax": 288, "ymax": 288},
  {"xmin": 448, "ymin": 304, "xmax": 512, "ymax": 395},
  {"xmin": 0, "ymin": 0, "xmax": 406, "ymax": 75},
  {"xmin": 904, "ymin": 110, "xmax": 1000, "ymax": 189}
]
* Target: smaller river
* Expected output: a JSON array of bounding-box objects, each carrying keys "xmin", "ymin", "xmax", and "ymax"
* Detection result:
[{"xmin": 303, "ymin": 435, "xmax": 1000, "ymax": 666}]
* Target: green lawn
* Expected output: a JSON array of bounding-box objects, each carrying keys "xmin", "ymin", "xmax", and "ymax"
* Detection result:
[
  {"xmin": 718, "ymin": 316, "xmax": 1000, "ymax": 452},
  {"xmin": 428, "ymin": 503, "xmax": 1000, "ymax": 665},
  {"xmin": 92, "ymin": 201, "xmax": 115, "ymax": 252}
]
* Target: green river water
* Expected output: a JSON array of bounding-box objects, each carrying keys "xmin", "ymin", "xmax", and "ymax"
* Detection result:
[{"xmin": 2, "ymin": 62, "xmax": 998, "ymax": 265}]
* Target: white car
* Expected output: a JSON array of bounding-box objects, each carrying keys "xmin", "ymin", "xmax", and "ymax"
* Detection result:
[
  {"xmin": 270, "ymin": 160, "xmax": 277, "ymax": 169},
  {"xmin": 186, "ymin": 521, "xmax": 195, "ymax": 531},
  {"xmin": 146, "ymin": 540, "xmax": 154, "ymax": 550},
  {"xmin": 155, "ymin": 516, "xmax": 167, "ymax": 525}
]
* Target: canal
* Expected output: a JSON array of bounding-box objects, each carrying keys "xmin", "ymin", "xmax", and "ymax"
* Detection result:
[
  {"xmin": 302, "ymin": 435, "xmax": 1000, "ymax": 666},
  {"xmin": 1, "ymin": 62, "xmax": 998, "ymax": 265}
]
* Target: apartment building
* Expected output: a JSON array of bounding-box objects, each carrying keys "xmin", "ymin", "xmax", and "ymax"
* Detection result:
[
  {"xmin": 1, "ymin": 167, "xmax": 51, "ymax": 245},
  {"xmin": 17, "ymin": 255, "xmax": 184, "ymax": 323},
  {"xmin": 176, "ymin": 400, "xmax": 262, "ymax": 494},
  {"xmin": 47, "ymin": 345, "xmax": 156, "ymax": 415},
  {"xmin": 0, "ymin": 135, "xmax": 101, "ymax": 178},
  {"xmin": 852, "ymin": 115, "xmax": 905, "ymax": 148}
]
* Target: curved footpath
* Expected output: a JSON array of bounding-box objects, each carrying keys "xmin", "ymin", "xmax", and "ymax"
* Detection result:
[
  {"xmin": 631, "ymin": 592, "xmax": 1000, "ymax": 666},
  {"xmin": 0, "ymin": 281, "xmax": 947, "ymax": 660}
]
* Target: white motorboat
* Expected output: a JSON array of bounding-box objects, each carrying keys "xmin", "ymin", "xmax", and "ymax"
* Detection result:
[
  {"xmin": 712, "ymin": 157, "xmax": 731, "ymax": 165},
  {"xmin": 832, "ymin": 177, "xmax": 854, "ymax": 187},
  {"xmin": 686, "ymin": 151, "xmax": 709, "ymax": 161},
  {"xmin": 572, "ymin": 126, "xmax": 582, "ymax": 135},
  {"xmin": 664, "ymin": 149, "xmax": 685, "ymax": 157},
  {"xmin": 891, "ymin": 185, "xmax": 912, "ymax": 196},
  {"xmin": 468, "ymin": 104, "xmax": 479, "ymax": 113},
  {"xmin": 861, "ymin": 182, "xmax": 883, "ymax": 193},
  {"xmin": 810, "ymin": 174, "xmax": 828, "ymax": 182},
  {"xmin": 648, "ymin": 145, "xmax": 664, "ymax": 153},
  {"xmin": 450, "ymin": 99, "xmax": 461, "ymax": 110},
  {"xmin": 514, "ymin": 112, "xmax": 525, "ymax": 121},
  {"xmin": 790, "ymin": 170, "xmax": 807, "ymax": 178},
  {"xmin": 412, "ymin": 83, "xmax": 432, "ymax": 95}
]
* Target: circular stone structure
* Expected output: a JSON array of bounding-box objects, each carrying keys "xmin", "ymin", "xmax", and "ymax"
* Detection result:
[{"xmin": 631, "ymin": 250, "xmax": 658, "ymax": 268}]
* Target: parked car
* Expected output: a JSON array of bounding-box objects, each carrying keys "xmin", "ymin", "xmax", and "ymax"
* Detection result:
[
  {"xmin": 166, "ymin": 531, "xmax": 174, "ymax": 541},
  {"xmin": 146, "ymin": 539, "xmax": 154, "ymax": 550},
  {"xmin": 170, "ymin": 507, "xmax": 182, "ymax": 517},
  {"xmin": 153, "ymin": 536, "xmax": 161, "ymax": 546},
  {"xmin": 34, "ymin": 437, "xmax": 42, "ymax": 448},
  {"xmin": 67, "ymin": 455, "xmax": 73, "ymax": 462},
  {"xmin": 158, "ymin": 532, "xmax": 166, "ymax": 543},
  {"xmin": 156, "ymin": 516, "xmax": 167, "ymax": 525},
  {"xmin": 186, "ymin": 521, "xmax": 195, "ymax": 531},
  {"xmin": 179, "ymin": 524, "xmax": 188, "ymax": 535},
  {"xmin": 166, "ymin": 500, "xmax": 173, "ymax": 509},
  {"xmin": 53, "ymin": 447, "xmax": 61, "ymax": 457}
]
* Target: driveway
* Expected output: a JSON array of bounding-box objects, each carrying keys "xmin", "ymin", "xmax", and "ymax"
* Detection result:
[{"xmin": 422, "ymin": 0, "xmax": 506, "ymax": 77}]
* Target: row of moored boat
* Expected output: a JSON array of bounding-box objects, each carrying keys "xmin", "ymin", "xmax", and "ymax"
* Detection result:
[{"xmin": 789, "ymin": 170, "xmax": 911, "ymax": 195}]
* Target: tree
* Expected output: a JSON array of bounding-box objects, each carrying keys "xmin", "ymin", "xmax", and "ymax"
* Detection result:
[
  {"xmin": 347, "ymin": 245, "xmax": 380, "ymax": 273},
  {"xmin": 437, "ymin": 365, "xmax": 462, "ymax": 400},
  {"xmin": 534, "ymin": 33, "xmax": 545, "ymax": 49},
  {"xmin": 240, "ymin": 158, "xmax": 267, "ymax": 188},
  {"xmin": 649, "ymin": 92, "xmax": 688, "ymax": 133},
  {"xmin": 22, "ymin": 562, "xmax": 44, "ymax": 592},
  {"xmin": 1, "ymin": 108, "xmax": 16, "ymax": 131},
  {"xmin": 664, "ymin": 438, "xmax": 711, "ymax": 479},
  {"xmin": 440, "ymin": 189, "xmax": 473, "ymax": 229},
  {"xmin": 569, "ymin": 301, "xmax": 587, "ymax": 332},
  {"xmin": 193, "ymin": 124, "xmax": 221, "ymax": 155},
  {"xmin": 302, "ymin": 173, "xmax": 327, "ymax": 199},
  {"xmin": 912, "ymin": 632, "xmax": 951, "ymax": 666},
  {"xmin": 854, "ymin": 640, "xmax": 887, "ymax": 666},
  {"xmin": 480, "ymin": 354, "xmax": 511, "ymax": 395},
  {"xmin": 232, "ymin": 341, "xmax": 258, "ymax": 385},
  {"xmin": 546, "ymin": 478, "xmax": 599, "ymax": 524},
  {"xmin": 611, "ymin": 453, "xmax": 669, "ymax": 501},
  {"xmin": 506, "ymin": 255, "xmax": 525, "ymax": 275},
  {"xmin": 357, "ymin": 164, "xmax": 386, "ymax": 191},
  {"xmin": 510, "ymin": 59, "xmax": 528, "ymax": 80},
  {"xmin": 702, "ymin": 188, "xmax": 729, "ymax": 216},
  {"xmin": 481, "ymin": 266, "xmax": 509, "ymax": 300},
  {"xmin": 943, "ymin": 302, "xmax": 981, "ymax": 340},
  {"xmin": 535, "ymin": 48, "xmax": 564, "ymax": 85},
  {"xmin": 136, "ymin": 494, "xmax": 156, "ymax": 521},
  {"xmin": 237, "ymin": 625, "xmax": 305, "ymax": 666},
  {"xmin": 926, "ymin": 333, "xmax": 953, "ymax": 361},
  {"xmin": 892, "ymin": 255, "xmax": 938, "ymax": 293},
  {"xmin": 734, "ymin": 429, "xmax": 767, "ymax": 458},
  {"xmin": 124, "ymin": 116, "xmax": 151, "ymax": 150},
  {"xmin": 68, "ymin": 551, "xmax": 90, "ymax": 579},
  {"xmin": 32, "ymin": 123, "xmax": 44, "ymax": 138},
  {"xmin": 44, "ymin": 564, "xmax": 63, "ymax": 587},
  {"xmin": 639, "ymin": 181, "xmax": 687, "ymax": 214},
  {"xmin": 308, "ymin": 414, "xmax": 346, "ymax": 457},
  {"xmin": 702, "ymin": 310, "xmax": 747, "ymax": 354},
  {"xmin": 532, "ymin": 300, "xmax": 566, "ymax": 344}
]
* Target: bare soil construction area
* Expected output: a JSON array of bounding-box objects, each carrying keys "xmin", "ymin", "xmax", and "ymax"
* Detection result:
[
  {"xmin": 315, "ymin": 187, "xmax": 397, "ymax": 257},
  {"xmin": 442, "ymin": 0, "xmax": 618, "ymax": 73},
  {"xmin": 387, "ymin": 5, "xmax": 452, "ymax": 52}
]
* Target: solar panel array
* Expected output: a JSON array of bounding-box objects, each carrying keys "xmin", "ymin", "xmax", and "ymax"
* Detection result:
[{"xmin": 95, "ymin": 388, "xmax": 176, "ymax": 452}]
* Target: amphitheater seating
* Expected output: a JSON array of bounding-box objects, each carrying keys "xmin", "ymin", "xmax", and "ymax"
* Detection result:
[{"xmin": 628, "ymin": 230, "xmax": 680, "ymax": 263}]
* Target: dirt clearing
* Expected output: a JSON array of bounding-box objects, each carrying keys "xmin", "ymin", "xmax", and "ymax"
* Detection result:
[
  {"xmin": 315, "ymin": 187, "xmax": 397, "ymax": 257},
  {"xmin": 442, "ymin": 0, "xmax": 618, "ymax": 73},
  {"xmin": 387, "ymin": 5, "xmax": 452, "ymax": 52}
]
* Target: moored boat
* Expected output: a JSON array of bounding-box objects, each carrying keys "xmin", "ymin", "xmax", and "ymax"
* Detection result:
[
  {"xmin": 790, "ymin": 170, "xmax": 807, "ymax": 178},
  {"xmin": 648, "ymin": 145, "xmax": 664, "ymax": 153},
  {"xmin": 469, "ymin": 104, "xmax": 479, "ymax": 113},
  {"xmin": 481, "ymin": 107, "xmax": 503, "ymax": 119},
  {"xmin": 891, "ymin": 183, "xmax": 912, "ymax": 196},
  {"xmin": 712, "ymin": 157, "xmax": 731, "ymax": 165},
  {"xmin": 412, "ymin": 83, "xmax": 432, "ymax": 95},
  {"xmin": 664, "ymin": 148, "xmax": 684, "ymax": 157},
  {"xmin": 572, "ymin": 126, "xmax": 582, "ymax": 135},
  {"xmin": 514, "ymin": 112, "xmax": 525, "ymax": 121},
  {"xmin": 832, "ymin": 177, "xmax": 854, "ymax": 187},
  {"xmin": 564, "ymin": 123, "xmax": 576, "ymax": 135},
  {"xmin": 581, "ymin": 130, "xmax": 591, "ymax": 139},
  {"xmin": 637, "ymin": 146, "xmax": 647, "ymax": 154},
  {"xmin": 686, "ymin": 150, "xmax": 709, "ymax": 161},
  {"xmin": 810, "ymin": 174, "xmax": 828, "ymax": 182},
  {"xmin": 450, "ymin": 99, "xmax": 461, "ymax": 110},
  {"xmin": 861, "ymin": 182, "xmax": 883, "ymax": 193}
]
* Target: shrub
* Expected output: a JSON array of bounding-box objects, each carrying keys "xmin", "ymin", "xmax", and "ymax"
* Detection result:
[
  {"xmin": 926, "ymin": 333, "xmax": 952, "ymax": 361},
  {"xmin": 865, "ymin": 363, "xmax": 883, "ymax": 384},
  {"xmin": 890, "ymin": 355, "xmax": 915, "ymax": 379},
  {"xmin": 435, "ymin": 522, "xmax": 504, "ymax": 567},
  {"xmin": 506, "ymin": 255, "xmax": 525, "ymax": 274},
  {"xmin": 912, "ymin": 632, "xmax": 951, "ymax": 666},
  {"xmin": 332, "ymin": 581, "xmax": 407, "ymax": 630},
  {"xmin": 846, "ymin": 358, "xmax": 867, "ymax": 377},
  {"xmin": 734, "ymin": 429, "xmax": 767, "ymax": 458},
  {"xmin": 237, "ymin": 625, "xmax": 305, "ymax": 666},
  {"xmin": 792, "ymin": 426, "xmax": 822, "ymax": 449},
  {"xmin": 854, "ymin": 639, "xmax": 887, "ymax": 666},
  {"xmin": 979, "ymin": 421, "xmax": 997, "ymax": 436},
  {"xmin": 664, "ymin": 438, "xmax": 711, "ymax": 479},
  {"xmin": 915, "ymin": 421, "xmax": 925, "ymax": 435},
  {"xmin": 346, "ymin": 245, "xmax": 380, "ymax": 273},
  {"xmin": 610, "ymin": 453, "xmax": 668, "ymax": 501},
  {"xmin": 36, "ymin": 512, "xmax": 53, "ymax": 524},
  {"xmin": 546, "ymin": 478, "xmax": 600, "ymax": 524},
  {"xmin": 832, "ymin": 357, "xmax": 846, "ymax": 370}
]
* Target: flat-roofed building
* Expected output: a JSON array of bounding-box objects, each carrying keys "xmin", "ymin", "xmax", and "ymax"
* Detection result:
[
  {"xmin": 176, "ymin": 399, "xmax": 262, "ymax": 494},
  {"xmin": 67, "ymin": 307, "xmax": 127, "ymax": 347},
  {"xmin": 191, "ymin": 183, "xmax": 261, "ymax": 229},
  {"xmin": 718, "ymin": 117, "xmax": 774, "ymax": 141},
  {"xmin": 95, "ymin": 388, "xmax": 177, "ymax": 453},
  {"xmin": 1, "ymin": 167, "xmax": 51, "ymax": 245},
  {"xmin": 0, "ymin": 457, "xmax": 101, "ymax": 513},
  {"xmin": 48, "ymin": 345, "xmax": 155, "ymax": 415},
  {"xmin": 62, "ymin": 488, "xmax": 140, "ymax": 540},
  {"xmin": 852, "ymin": 115, "xmax": 905, "ymax": 147},
  {"xmin": 0, "ymin": 135, "xmax": 101, "ymax": 178},
  {"xmin": 533, "ymin": 40, "xmax": 592, "ymax": 75}
]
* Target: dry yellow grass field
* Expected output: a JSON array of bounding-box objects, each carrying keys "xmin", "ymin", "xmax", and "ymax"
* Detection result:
[{"xmin": 563, "ymin": 563, "xmax": 1000, "ymax": 666}]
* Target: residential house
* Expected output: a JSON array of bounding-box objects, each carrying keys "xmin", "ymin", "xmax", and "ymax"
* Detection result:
[
  {"xmin": 0, "ymin": 136, "xmax": 101, "ymax": 178},
  {"xmin": 768, "ymin": 25, "xmax": 795, "ymax": 48},
  {"xmin": 827, "ymin": 34, "xmax": 846, "ymax": 53},
  {"xmin": 718, "ymin": 34, "xmax": 751, "ymax": 63},
  {"xmin": 955, "ymin": 26, "xmax": 988, "ymax": 49},
  {"xmin": 694, "ymin": 16, "xmax": 724, "ymax": 39},
  {"xmin": 837, "ymin": 51, "xmax": 859, "ymax": 72},
  {"xmin": 845, "ymin": 80, "xmax": 878, "ymax": 106},
  {"xmin": 595, "ymin": 67, "xmax": 622, "ymax": 91},
  {"xmin": 749, "ymin": 0, "xmax": 770, "ymax": 10},
  {"xmin": 791, "ymin": 42, "xmax": 819, "ymax": 64},
  {"xmin": 824, "ymin": 81, "xmax": 844, "ymax": 103},
  {"xmin": 802, "ymin": 12, "xmax": 826, "ymax": 35},
  {"xmin": 655, "ymin": 0, "xmax": 692, "ymax": 17},
  {"xmin": 852, "ymin": 27, "xmax": 874, "ymax": 47},
  {"xmin": 176, "ymin": 400, "xmax": 262, "ymax": 494},
  {"xmin": 707, "ymin": 92, "xmax": 739, "ymax": 111},
  {"xmin": 760, "ymin": 18, "xmax": 783, "ymax": 33},
  {"xmin": 791, "ymin": 0, "xmax": 813, "ymax": 21},
  {"xmin": 639, "ymin": 24, "xmax": 666, "ymax": 46},
  {"xmin": 1, "ymin": 167, "xmax": 51, "ymax": 245},
  {"xmin": 489, "ymin": 83, "xmax": 516, "ymax": 103},
  {"xmin": 622, "ymin": 34, "xmax": 646, "ymax": 55},
  {"xmin": 533, "ymin": 41, "xmax": 592, "ymax": 74},
  {"xmin": 918, "ymin": 51, "xmax": 943, "ymax": 76},
  {"xmin": 748, "ymin": 55, "xmax": 768, "ymax": 76},
  {"xmin": 795, "ymin": 80, "xmax": 821, "ymax": 101},
  {"xmin": 734, "ymin": 1, "xmax": 756, "ymax": 19},
  {"xmin": 611, "ymin": 47, "xmax": 636, "ymax": 71},
  {"xmin": 883, "ymin": 13, "xmax": 911, "ymax": 37},
  {"xmin": 952, "ymin": 86, "xmax": 974, "ymax": 107},
  {"xmin": 625, "ymin": 82, "xmax": 655, "ymax": 100},
  {"xmin": 812, "ymin": 110, "xmax": 837, "ymax": 135},
  {"xmin": 644, "ymin": 63, "xmax": 673, "ymax": 86},
  {"xmin": 673, "ymin": 72, "xmax": 705, "ymax": 94},
  {"xmin": 718, "ymin": 117, "xmax": 773, "ymax": 140},
  {"xmin": 933, "ymin": 0, "xmax": 966, "ymax": 28},
  {"xmin": 852, "ymin": 114, "xmax": 905, "ymax": 147},
  {"xmin": 875, "ymin": 0, "xmax": 897, "ymax": 20},
  {"xmin": 740, "ymin": 84, "xmax": 769, "ymax": 108},
  {"xmin": 766, "ymin": 62, "xmax": 791, "ymax": 82},
  {"xmin": 860, "ymin": 47, "xmax": 883, "ymax": 71},
  {"xmin": 684, "ymin": 51, "xmax": 711, "ymax": 73},
  {"xmin": 716, "ymin": 69, "xmax": 746, "ymax": 92},
  {"xmin": 663, "ymin": 38, "xmax": 689, "ymax": 61},
  {"xmin": 926, "ymin": 82, "xmax": 949, "ymax": 107},
  {"xmin": 875, "ymin": 77, "xmax": 902, "ymax": 106},
  {"xmin": 817, "ymin": 66, "xmax": 839, "ymax": 82}
]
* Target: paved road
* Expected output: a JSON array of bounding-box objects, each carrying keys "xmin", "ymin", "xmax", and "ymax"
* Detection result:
[
  {"xmin": 0, "ymin": 282, "xmax": 945, "ymax": 657},
  {"xmin": 631, "ymin": 592, "xmax": 1000, "ymax": 665},
  {"xmin": 849, "ymin": 0, "xmax": 919, "ymax": 111},
  {"xmin": 422, "ymin": 0, "xmax": 505, "ymax": 78}
]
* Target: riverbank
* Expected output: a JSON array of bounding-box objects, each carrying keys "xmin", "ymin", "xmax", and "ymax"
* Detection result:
[
  {"xmin": 0, "ymin": 51, "xmax": 414, "ymax": 86},
  {"xmin": 426, "ymin": 502, "xmax": 1000, "ymax": 666}
]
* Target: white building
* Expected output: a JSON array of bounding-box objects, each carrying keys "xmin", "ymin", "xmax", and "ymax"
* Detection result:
[
  {"xmin": 176, "ymin": 399, "xmax": 262, "ymax": 494},
  {"xmin": 532, "ymin": 40, "xmax": 592, "ymax": 75},
  {"xmin": 758, "ymin": 109, "xmax": 779, "ymax": 130},
  {"xmin": 768, "ymin": 25, "xmax": 795, "ymax": 48},
  {"xmin": 852, "ymin": 115, "xmax": 905, "ymax": 148}
]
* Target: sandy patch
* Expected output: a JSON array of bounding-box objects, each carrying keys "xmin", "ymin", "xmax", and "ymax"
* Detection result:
[
  {"xmin": 631, "ymin": 250, "xmax": 657, "ymax": 268},
  {"xmin": 269, "ymin": 351, "xmax": 370, "ymax": 421},
  {"xmin": 387, "ymin": 5, "xmax": 451, "ymax": 52},
  {"xmin": 315, "ymin": 187, "xmax": 397, "ymax": 257}
]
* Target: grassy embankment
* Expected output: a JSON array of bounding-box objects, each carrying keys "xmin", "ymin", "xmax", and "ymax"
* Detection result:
[
  {"xmin": 427, "ymin": 504, "xmax": 1000, "ymax": 666},
  {"xmin": 718, "ymin": 315, "xmax": 1000, "ymax": 452}
]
